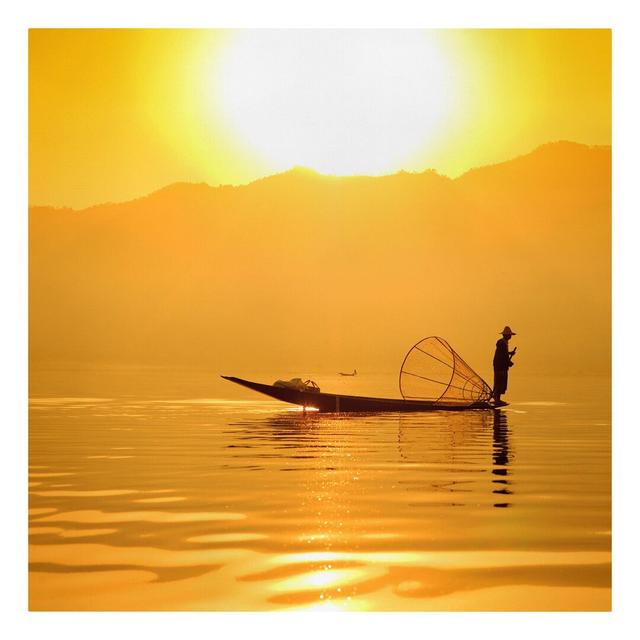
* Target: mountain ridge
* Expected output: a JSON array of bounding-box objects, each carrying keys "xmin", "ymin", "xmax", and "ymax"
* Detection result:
[
  {"xmin": 29, "ymin": 138, "xmax": 611, "ymax": 377},
  {"xmin": 29, "ymin": 140, "xmax": 610, "ymax": 214}
]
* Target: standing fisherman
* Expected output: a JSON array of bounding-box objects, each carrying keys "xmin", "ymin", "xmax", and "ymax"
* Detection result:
[{"xmin": 493, "ymin": 326, "xmax": 517, "ymax": 406}]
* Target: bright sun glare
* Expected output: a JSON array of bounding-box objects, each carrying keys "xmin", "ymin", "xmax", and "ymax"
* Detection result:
[{"xmin": 211, "ymin": 30, "xmax": 454, "ymax": 176}]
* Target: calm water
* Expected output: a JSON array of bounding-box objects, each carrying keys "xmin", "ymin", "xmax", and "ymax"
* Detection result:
[{"xmin": 29, "ymin": 370, "xmax": 610, "ymax": 611}]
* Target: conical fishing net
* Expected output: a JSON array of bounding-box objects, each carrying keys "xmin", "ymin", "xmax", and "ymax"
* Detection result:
[{"xmin": 399, "ymin": 336, "xmax": 492, "ymax": 406}]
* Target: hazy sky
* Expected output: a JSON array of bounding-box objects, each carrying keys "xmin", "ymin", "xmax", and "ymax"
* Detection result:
[{"xmin": 29, "ymin": 29, "xmax": 610, "ymax": 209}]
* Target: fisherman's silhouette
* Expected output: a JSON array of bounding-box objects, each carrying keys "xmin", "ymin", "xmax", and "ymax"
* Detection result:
[{"xmin": 492, "ymin": 326, "xmax": 517, "ymax": 406}]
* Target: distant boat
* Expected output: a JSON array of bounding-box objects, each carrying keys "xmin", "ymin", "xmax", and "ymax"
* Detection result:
[
  {"xmin": 222, "ymin": 336, "xmax": 494, "ymax": 413},
  {"xmin": 339, "ymin": 369, "xmax": 357, "ymax": 376}
]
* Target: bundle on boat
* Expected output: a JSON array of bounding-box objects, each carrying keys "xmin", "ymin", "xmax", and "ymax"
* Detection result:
[
  {"xmin": 399, "ymin": 336, "xmax": 492, "ymax": 406},
  {"xmin": 274, "ymin": 378, "xmax": 320, "ymax": 393}
]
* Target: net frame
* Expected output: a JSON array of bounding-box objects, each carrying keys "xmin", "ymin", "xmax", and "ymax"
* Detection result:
[{"xmin": 399, "ymin": 336, "xmax": 492, "ymax": 406}]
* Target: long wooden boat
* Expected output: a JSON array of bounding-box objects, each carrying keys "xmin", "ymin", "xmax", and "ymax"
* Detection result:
[{"xmin": 221, "ymin": 376, "xmax": 493, "ymax": 413}]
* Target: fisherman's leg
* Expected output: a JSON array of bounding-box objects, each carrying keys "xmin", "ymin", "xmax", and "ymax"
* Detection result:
[{"xmin": 493, "ymin": 369, "xmax": 506, "ymax": 404}]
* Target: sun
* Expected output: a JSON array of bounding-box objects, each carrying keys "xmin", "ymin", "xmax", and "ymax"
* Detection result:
[{"xmin": 209, "ymin": 30, "xmax": 455, "ymax": 176}]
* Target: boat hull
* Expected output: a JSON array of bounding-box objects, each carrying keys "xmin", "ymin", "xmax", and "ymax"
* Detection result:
[{"xmin": 222, "ymin": 376, "xmax": 492, "ymax": 413}]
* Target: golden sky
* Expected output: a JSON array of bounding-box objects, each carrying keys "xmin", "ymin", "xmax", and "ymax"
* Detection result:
[{"xmin": 29, "ymin": 29, "xmax": 611, "ymax": 209}]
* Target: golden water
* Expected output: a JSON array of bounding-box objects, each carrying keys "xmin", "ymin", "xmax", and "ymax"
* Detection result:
[{"xmin": 29, "ymin": 370, "xmax": 610, "ymax": 610}]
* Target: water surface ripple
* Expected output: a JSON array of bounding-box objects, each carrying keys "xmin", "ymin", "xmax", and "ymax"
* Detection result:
[{"xmin": 29, "ymin": 376, "xmax": 610, "ymax": 610}]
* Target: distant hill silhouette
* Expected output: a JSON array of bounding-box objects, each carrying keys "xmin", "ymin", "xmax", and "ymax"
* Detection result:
[{"xmin": 30, "ymin": 141, "xmax": 611, "ymax": 378}]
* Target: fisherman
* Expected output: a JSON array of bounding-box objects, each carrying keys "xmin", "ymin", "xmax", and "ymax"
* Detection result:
[{"xmin": 493, "ymin": 326, "xmax": 517, "ymax": 406}]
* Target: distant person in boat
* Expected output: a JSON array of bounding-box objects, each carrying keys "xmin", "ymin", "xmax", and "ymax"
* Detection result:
[
  {"xmin": 493, "ymin": 326, "xmax": 517, "ymax": 406},
  {"xmin": 339, "ymin": 369, "xmax": 357, "ymax": 376}
]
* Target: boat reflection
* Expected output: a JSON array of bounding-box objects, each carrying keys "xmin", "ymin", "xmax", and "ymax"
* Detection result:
[
  {"xmin": 230, "ymin": 408, "xmax": 514, "ymax": 512},
  {"xmin": 396, "ymin": 410, "xmax": 491, "ymax": 463}
]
